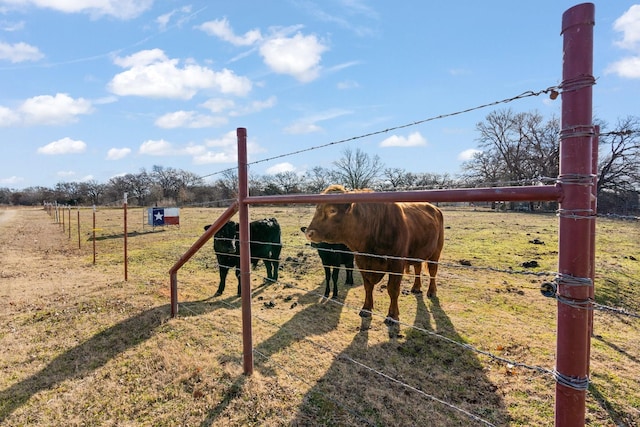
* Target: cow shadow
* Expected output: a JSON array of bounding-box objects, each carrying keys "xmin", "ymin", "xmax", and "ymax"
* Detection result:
[
  {"xmin": 252, "ymin": 281, "xmax": 353, "ymax": 377},
  {"xmin": 196, "ymin": 276, "xmax": 354, "ymax": 427},
  {"xmin": 0, "ymin": 298, "xmax": 224, "ymax": 423},
  {"xmin": 289, "ymin": 293, "xmax": 511, "ymax": 426}
]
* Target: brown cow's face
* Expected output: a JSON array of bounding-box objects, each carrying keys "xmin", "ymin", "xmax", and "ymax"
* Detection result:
[{"xmin": 305, "ymin": 202, "xmax": 351, "ymax": 243}]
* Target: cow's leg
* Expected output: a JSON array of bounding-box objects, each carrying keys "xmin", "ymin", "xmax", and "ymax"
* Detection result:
[
  {"xmin": 331, "ymin": 266, "xmax": 340, "ymax": 299},
  {"xmin": 271, "ymin": 244, "xmax": 282, "ymax": 282},
  {"xmin": 323, "ymin": 266, "xmax": 331, "ymax": 298},
  {"xmin": 264, "ymin": 260, "xmax": 274, "ymax": 282},
  {"xmin": 216, "ymin": 267, "xmax": 228, "ymax": 296},
  {"xmin": 384, "ymin": 269, "xmax": 403, "ymax": 338},
  {"xmin": 359, "ymin": 271, "xmax": 384, "ymax": 318},
  {"xmin": 234, "ymin": 268, "xmax": 241, "ymax": 296},
  {"xmin": 426, "ymin": 259, "xmax": 439, "ymax": 298},
  {"xmin": 345, "ymin": 261, "xmax": 354, "ymax": 286},
  {"xmin": 410, "ymin": 262, "xmax": 423, "ymax": 294}
]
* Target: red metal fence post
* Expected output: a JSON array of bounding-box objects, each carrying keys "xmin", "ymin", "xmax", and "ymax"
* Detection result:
[
  {"xmin": 77, "ymin": 209, "xmax": 81, "ymax": 249},
  {"xmin": 556, "ymin": 3, "xmax": 595, "ymax": 426},
  {"xmin": 237, "ymin": 127, "xmax": 254, "ymax": 375},
  {"xmin": 124, "ymin": 193, "xmax": 128, "ymax": 282},
  {"xmin": 93, "ymin": 205, "xmax": 96, "ymax": 265}
]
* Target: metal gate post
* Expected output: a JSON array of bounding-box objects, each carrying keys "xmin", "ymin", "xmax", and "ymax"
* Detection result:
[
  {"xmin": 556, "ymin": 3, "xmax": 595, "ymax": 426},
  {"xmin": 237, "ymin": 127, "xmax": 254, "ymax": 375}
]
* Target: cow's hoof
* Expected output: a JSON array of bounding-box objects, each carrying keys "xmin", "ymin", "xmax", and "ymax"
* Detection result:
[
  {"xmin": 214, "ymin": 291, "xmax": 223, "ymax": 297},
  {"xmin": 411, "ymin": 289, "xmax": 423, "ymax": 295},
  {"xmin": 359, "ymin": 309, "xmax": 372, "ymax": 318},
  {"xmin": 384, "ymin": 317, "xmax": 400, "ymax": 338},
  {"xmin": 331, "ymin": 295, "xmax": 338, "ymax": 300},
  {"xmin": 427, "ymin": 291, "xmax": 436, "ymax": 298}
]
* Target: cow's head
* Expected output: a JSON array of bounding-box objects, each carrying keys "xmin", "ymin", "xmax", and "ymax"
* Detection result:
[
  {"xmin": 304, "ymin": 185, "xmax": 352, "ymax": 244},
  {"xmin": 205, "ymin": 221, "xmax": 238, "ymax": 254}
]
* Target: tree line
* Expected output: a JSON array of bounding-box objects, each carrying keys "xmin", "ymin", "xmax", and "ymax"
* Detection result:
[{"xmin": 2, "ymin": 110, "xmax": 638, "ymax": 215}]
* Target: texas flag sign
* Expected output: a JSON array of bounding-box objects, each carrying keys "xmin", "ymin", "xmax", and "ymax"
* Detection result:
[{"xmin": 148, "ymin": 207, "xmax": 180, "ymax": 226}]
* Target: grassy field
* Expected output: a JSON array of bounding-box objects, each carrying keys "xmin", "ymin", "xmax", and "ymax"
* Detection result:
[{"xmin": 0, "ymin": 204, "xmax": 638, "ymax": 426}]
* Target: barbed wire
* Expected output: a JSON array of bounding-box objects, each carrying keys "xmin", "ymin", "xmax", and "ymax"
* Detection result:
[
  {"xmin": 207, "ymin": 237, "xmax": 640, "ymax": 319},
  {"xmin": 199, "ymin": 85, "xmax": 561, "ymax": 180},
  {"xmin": 260, "ymin": 272, "xmax": 555, "ymax": 372}
]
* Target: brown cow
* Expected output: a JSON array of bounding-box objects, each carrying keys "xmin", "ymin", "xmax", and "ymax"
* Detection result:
[{"xmin": 304, "ymin": 184, "xmax": 444, "ymax": 335}]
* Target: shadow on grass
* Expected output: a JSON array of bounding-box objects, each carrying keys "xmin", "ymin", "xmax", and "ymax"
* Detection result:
[
  {"xmin": 288, "ymin": 293, "xmax": 511, "ymax": 426},
  {"xmin": 0, "ymin": 298, "xmax": 220, "ymax": 423},
  {"xmin": 90, "ymin": 229, "xmax": 166, "ymax": 242},
  {"xmin": 588, "ymin": 382, "xmax": 629, "ymax": 427},
  {"xmin": 196, "ymin": 272, "xmax": 354, "ymax": 426}
]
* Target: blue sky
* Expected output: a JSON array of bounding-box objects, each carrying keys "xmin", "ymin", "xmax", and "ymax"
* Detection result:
[{"xmin": 1, "ymin": 1, "xmax": 639, "ymax": 189}]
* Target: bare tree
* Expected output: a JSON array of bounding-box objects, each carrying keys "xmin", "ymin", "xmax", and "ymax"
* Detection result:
[
  {"xmin": 272, "ymin": 171, "xmax": 303, "ymax": 194},
  {"xmin": 598, "ymin": 116, "xmax": 640, "ymax": 195},
  {"xmin": 596, "ymin": 116, "xmax": 640, "ymax": 214},
  {"xmin": 332, "ymin": 147, "xmax": 384, "ymax": 189},
  {"xmin": 304, "ymin": 166, "xmax": 333, "ymax": 193},
  {"xmin": 464, "ymin": 109, "xmax": 559, "ymax": 186},
  {"xmin": 382, "ymin": 167, "xmax": 408, "ymax": 189},
  {"xmin": 80, "ymin": 180, "xmax": 106, "ymax": 206}
]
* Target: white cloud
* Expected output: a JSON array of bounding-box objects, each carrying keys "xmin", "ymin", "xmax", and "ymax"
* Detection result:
[
  {"xmin": 37, "ymin": 137, "xmax": 87, "ymax": 155},
  {"xmin": 155, "ymin": 110, "xmax": 228, "ymax": 128},
  {"xmin": 0, "ymin": 106, "xmax": 20, "ymax": 126},
  {"xmin": 156, "ymin": 5, "xmax": 192, "ymax": 31},
  {"xmin": 449, "ymin": 68, "xmax": 471, "ymax": 76},
  {"xmin": 200, "ymin": 98, "xmax": 236, "ymax": 113},
  {"xmin": 0, "ymin": 175, "xmax": 24, "ymax": 185},
  {"xmin": 613, "ymin": 5, "xmax": 640, "ymax": 50},
  {"xmin": 606, "ymin": 56, "xmax": 640, "ymax": 79},
  {"xmin": 607, "ymin": 5, "xmax": 640, "ymax": 79},
  {"xmin": 19, "ymin": 93, "xmax": 93, "ymax": 125},
  {"xmin": 109, "ymin": 49, "xmax": 252, "ymax": 99},
  {"xmin": 458, "ymin": 148, "xmax": 482, "ymax": 161},
  {"xmin": 199, "ymin": 18, "xmax": 328, "ymax": 83},
  {"xmin": 197, "ymin": 17, "xmax": 262, "ymax": 46},
  {"xmin": 337, "ymin": 80, "xmax": 360, "ymax": 90},
  {"xmin": 284, "ymin": 108, "xmax": 351, "ymax": 134},
  {"xmin": 193, "ymin": 130, "xmax": 266, "ymax": 164},
  {"xmin": 4, "ymin": 0, "xmax": 153, "ymax": 20},
  {"xmin": 56, "ymin": 170, "xmax": 75, "ymax": 178},
  {"xmin": 139, "ymin": 139, "xmax": 174, "ymax": 156},
  {"xmin": 106, "ymin": 147, "xmax": 131, "ymax": 160},
  {"xmin": 260, "ymin": 33, "xmax": 327, "ymax": 82},
  {"xmin": 284, "ymin": 122, "xmax": 322, "ymax": 135},
  {"xmin": 229, "ymin": 96, "xmax": 277, "ymax": 116},
  {"xmin": 0, "ymin": 20, "xmax": 25, "ymax": 32},
  {"xmin": 379, "ymin": 132, "xmax": 427, "ymax": 147},
  {"xmin": 266, "ymin": 162, "xmax": 296, "ymax": 174},
  {"xmin": 0, "ymin": 41, "xmax": 44, "ymax": 63}
]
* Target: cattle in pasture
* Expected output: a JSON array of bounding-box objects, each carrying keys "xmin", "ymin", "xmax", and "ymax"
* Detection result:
[
  {"xmin": 204, "ymin": 218, "xmax": 282, "ymax": 296},
  {"xmin": 300, "ymin": 226, "xmax": 354, "ymax": 299},
  {"xmin": 304, "ymin": 184, "xmax": 444, "ymax": 335}
]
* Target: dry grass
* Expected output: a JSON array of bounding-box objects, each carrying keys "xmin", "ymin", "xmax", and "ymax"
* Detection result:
[{"xmin": 0, "ymin": 205, "xmax": 638, "ymax": 426}]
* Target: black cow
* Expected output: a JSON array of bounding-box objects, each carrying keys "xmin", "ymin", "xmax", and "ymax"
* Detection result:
[
  {"xmin": 205, "ymin": 218, "xmax": 282, "ymax": 296},
  {"xmin": 301, "ymin": 226, "xmax": 354, "ymax": 299}
]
